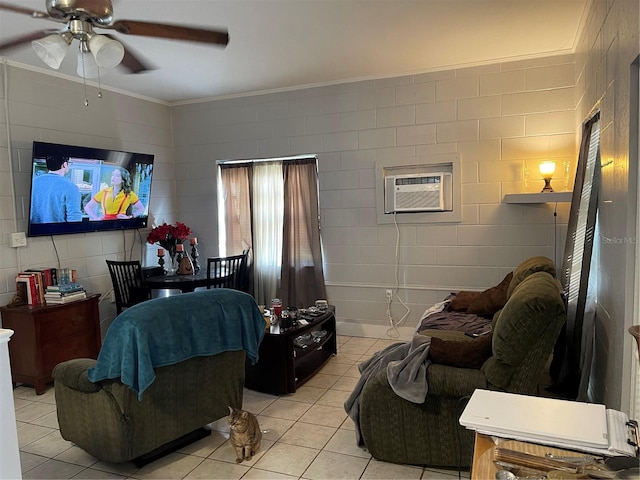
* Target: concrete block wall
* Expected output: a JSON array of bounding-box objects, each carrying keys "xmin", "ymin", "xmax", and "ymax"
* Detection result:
[
  {"xmin": 173, "ymin": 54, "xmax": 578, "ymax": 339},
  {"xmin": 0, "ymin": 65, "xmax": 175, "ymax": 334}
]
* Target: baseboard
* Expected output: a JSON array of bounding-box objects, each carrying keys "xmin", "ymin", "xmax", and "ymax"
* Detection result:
[{"xmin": 335, "ymin": 321, "xmax": 416, "ymax": 341}]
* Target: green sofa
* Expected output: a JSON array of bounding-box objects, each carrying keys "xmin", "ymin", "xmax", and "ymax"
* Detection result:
[
  {"xmin": 52, "ymin": 289, "xmax": 265, "ymax": 465},
  {"xmin": 358, "ymin": 257, "xmax": 566, "ymax": 468}
]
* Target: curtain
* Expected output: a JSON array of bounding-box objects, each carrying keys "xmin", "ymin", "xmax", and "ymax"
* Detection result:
[
  {"xmin": 278, "ymin": 159, "xmax": 327, "ymax": 308},
  {"xmin": 252, "ymin": 162, "xmax": 284, "ymax": 305},
  {"xmin": 218, "ymin": 158, "xmax": 326, "ymax": 308},
  {"xmin": 220, "ymin": 166, "xmax": 252, "ymax": 257}
]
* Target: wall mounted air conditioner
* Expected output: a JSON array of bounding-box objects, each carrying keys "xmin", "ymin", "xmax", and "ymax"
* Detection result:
[{"xmin": 384, "ymin": 172, "xmax": 453, "ymax": 213}]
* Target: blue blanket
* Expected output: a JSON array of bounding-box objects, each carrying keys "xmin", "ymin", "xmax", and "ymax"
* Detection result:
[{"xmin": 87, "ymin": 289, "xmax": 265, "ymax": 399}]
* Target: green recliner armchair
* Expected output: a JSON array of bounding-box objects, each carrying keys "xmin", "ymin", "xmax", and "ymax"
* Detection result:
[{"xmin": 358, "ymin": 257, "xmax": 567, "ymax": 468}]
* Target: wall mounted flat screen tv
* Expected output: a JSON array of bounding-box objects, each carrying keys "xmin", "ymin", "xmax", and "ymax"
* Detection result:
[{"xmin": 28, "ymin": 141, "xmax": 155, "ymax": 237}]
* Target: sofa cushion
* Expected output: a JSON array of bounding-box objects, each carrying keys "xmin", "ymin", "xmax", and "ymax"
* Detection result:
[
  {"xmin": 482, "ymin": 271, "xmax": 565, "ymax": 390},
  {"xmin": 506, "ymin": 256, "xmax": 556, "ymax": 298},
  {"xmin": 466, "ymin": 272, "xmax": 513, "ymax": 317},
  {"xmin": 449, "ymin": 291, "xmax": 480, "ymax": 312},
  {"xmin": 52, "ymin": 358, "xmax": 101, "ymax": 393},
  {"xmin": 428, "ymin": 331, "xmax": 493, "ymax": 369}
]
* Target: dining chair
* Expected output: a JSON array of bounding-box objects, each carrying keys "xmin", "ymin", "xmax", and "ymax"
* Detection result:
[
  {"xmin": 206, "ymin": 254, "xmax": 246, "ymax": 290},
  {"xmin": 106, "ymin": 260, "xmax": 152, "ymax": 314}
]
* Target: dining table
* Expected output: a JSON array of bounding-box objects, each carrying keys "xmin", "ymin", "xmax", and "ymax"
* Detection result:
[
  {"xmin": 144, "ymin": 268, "xmax": 233, "ymax": 293},
  {"xmin": 144, "ymin": 271, "xmax": 215, "ymax": 293}
]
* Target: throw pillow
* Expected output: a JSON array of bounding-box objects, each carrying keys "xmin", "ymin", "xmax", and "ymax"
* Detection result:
[
  {"xmin": 449, "ymin": 291, "xmax": 480, "ymax": 312},
  {"xmin": 466, "ymin": 272, "xmax": 513, "ymax": 317},
  {"xmin": 429, "ymin": 334, "xmax": 493, "ymax": 369}
]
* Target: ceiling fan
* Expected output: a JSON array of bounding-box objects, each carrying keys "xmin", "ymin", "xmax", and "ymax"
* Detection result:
[{"xmin": 0, "ymin": 0, "xmax": 229, "ymax": 76}]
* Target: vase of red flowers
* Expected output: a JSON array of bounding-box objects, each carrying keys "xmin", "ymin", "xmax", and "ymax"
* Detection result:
[{"xmin": 147, "ymin": 222, "xmax": 192, "ymax": 274}]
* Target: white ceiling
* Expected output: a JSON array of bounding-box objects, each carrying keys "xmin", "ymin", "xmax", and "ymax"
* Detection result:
[{"xmin": 0, "ymin": 0, "xmax": 588, "ymax": 104}]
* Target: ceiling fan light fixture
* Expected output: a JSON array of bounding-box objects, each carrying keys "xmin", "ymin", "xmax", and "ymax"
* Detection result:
[
  {"xmin": 32, "ymin": 33, "xmax": 70, "ymax": 69},
  {"xmin": 88, "ymin": 34, "xmax": 124, "ymax": 68}
]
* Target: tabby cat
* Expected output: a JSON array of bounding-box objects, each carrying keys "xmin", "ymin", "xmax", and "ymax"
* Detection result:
[{"xmin": 228, "ymin": 406, "xmax": 262, "ymax": 463}]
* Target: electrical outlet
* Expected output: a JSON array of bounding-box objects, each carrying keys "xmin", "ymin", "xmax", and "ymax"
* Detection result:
[
  {"xmin": 385, "ymin": 289, "xmax": 393, "ymax": 300},
  {"xmin": 10, "ymin": 232, "xmax": 27, "ymax": 248}
]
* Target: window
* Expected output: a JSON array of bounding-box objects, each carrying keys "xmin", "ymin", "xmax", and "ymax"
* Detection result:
[{"xmin": 218, "ymin": 156, "xmax": 326, "ymax": 307}]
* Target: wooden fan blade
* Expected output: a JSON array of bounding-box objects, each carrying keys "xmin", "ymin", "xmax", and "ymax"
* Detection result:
[
  {"xmin": 103, "ymin": 34, "xmax": 152, "ymax": 74},
  {"xmin": 0, "ymin": 30, "xmax": 51, "ymax": 52},
  {"xmin": 111, "ymin": 20, "xmax": 229, "ymax": 46},
  {"xmin": 0, "ymin": 2, "xmax": 48, "ymax": 18}
]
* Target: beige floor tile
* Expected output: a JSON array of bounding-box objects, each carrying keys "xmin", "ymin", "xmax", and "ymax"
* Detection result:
[
  {"xmin": 322, "ymin": 429, "xmax": 370, "ymax": 459},
  {"xmin": 14, "ymin": 400, "xmax": 57, "ymax": 423},
  {"xmin": 88, "ymin": 460, "xmax": 139, "ymax": 477},
  {"xmin": 31, "ymin": 410, "xmax": 60, "ymax": 429},
  {"xmin": 340, "ymin": 417, "xmax": 357, "ymax": 431},
  {"xmin": 19, "ymin": 451, "xmax": 50, "ymax": 474},
  {"xmin": 54, "ymin": 445, "xmax": 99, "ymax": 468},
  {"xmin": 183, "ymin": 458, "xmax": 249, "ymax": 479},
  {"xmin": 17, "ymin": 423, "xmax": 56, "ymax": 448},
  {"xmin": 21, "ymin": 459, "xmax": 85, "ymax": 480},
  {"xmin": 261, "ymin": 398, "xmax": 313, "ymax": 421},
  {"xmin": 317, "ymin": 362, "xmax": 352, "ymax": 376},
  {"xmin": 298, "ymin": 404, "xmax": 347, "ymax": 428},
  {"xmin": 343, "ymin": 337, "xmax": 378, "ymax": 347},
  {"xmin": 208, "ymin": 438, "xmax": 274, "ymax": 465},
  {"xmin": 422, "ymin": 467, "xmax": 470, "ymax": 479},
  {"xmin": 73, "ymin": 467, "xmax": 127, "ymax": 479},
  {"xmin": 256, "ymin": 415, "xmax": 296, "ymax": 441},
  {"xmin": 343, "ymin": 364, "xmax": 364, "ymax": 378},
  {"xmin": 302, "ymin": 450, "xmax": 369, "ymax": 479},
  {"xmin": 241, "ymin": 467, "xmax": 299, "ymax": 479},
  {"xmin": 279, "ymin": 422, "xmax": 337, "ymax": 449},
  {"xmin": 252, "ymin": 443, "xmax": 319, "ymax": 477},
  {"xmin": 303, "ymin": 373, "xmax": 340, "ymax": 389},
  {"xmin": 361, "ymin": 458, "xmax": 423, "ymax": 479},
  {"xmin": 329, "ymin": 352, "xmax": 361, "ymax": 364},
  {"xmin": 20, "ymin": 429, "xmax": 74, "ymax": 459},
  {"xmin": 176, "ymin": 430, "xmax": 228, "ymax": 457},
  {"xmin": 316, "ymin": 388, "xmax": 350, "ymax": 408},
  {"xmin": 132, "ymin": 452, "xmax": 204, "ymax": 480},
  {"xmin": 330, "ymin": 375, "xmax": 359, "ymax": 392},
  {"xmin": 242, "ymin": 392, "xmax": 278, "ymax": 414},
  {"xmin": 287, "ymin": 385, "xmax": 328, "ymax": 404},
  {"xmin": 339, "ymin": 344, "xmax": 373, "ymax": 355}
]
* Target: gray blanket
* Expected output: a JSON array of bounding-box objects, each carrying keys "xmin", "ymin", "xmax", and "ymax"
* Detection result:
[{"xmin": 343, "ymin": 335, "xmax": 432, "ymax": 446}]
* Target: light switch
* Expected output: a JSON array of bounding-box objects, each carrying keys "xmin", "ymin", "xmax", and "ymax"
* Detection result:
[{"xmin": 10, "ymin": 232, "xmax": 27, "ymax": 248}]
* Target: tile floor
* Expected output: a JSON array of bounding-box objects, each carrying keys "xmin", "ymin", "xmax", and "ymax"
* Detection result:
[{"xmin": 14, "ymin": 335, "xmax": 471, "ymax": 480}]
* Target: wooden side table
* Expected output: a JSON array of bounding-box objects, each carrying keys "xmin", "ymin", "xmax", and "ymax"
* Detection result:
[
  {"xmin": 0, "ymin": 294, "xmax": 101, "ymax": 394},
  {"xmin": 245, "ymin": 307, "xmax": 337, "ymax": 395},
  {"xmin": 471, "ymin": 433, "xmax": 597, "ymax": 479}
]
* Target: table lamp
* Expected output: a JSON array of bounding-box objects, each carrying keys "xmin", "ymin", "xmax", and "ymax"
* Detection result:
[{"xmin": 539, "ymin": 161, "xmax": 556, "ymax": 192}]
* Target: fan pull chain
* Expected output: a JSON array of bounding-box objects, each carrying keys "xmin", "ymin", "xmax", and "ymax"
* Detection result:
[
  {"xmin": 79, "ymin": 47, "xmax": 89, "ymax": 106},
  {"xmin": 96, "ymin": 68, "xmax": 103, "ymax": 99}
]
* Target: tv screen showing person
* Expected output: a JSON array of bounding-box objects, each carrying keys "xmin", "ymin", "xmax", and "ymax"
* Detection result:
[
  {"xmin": 29, "ymin": 154, "xmax": 83, "ymax": 224},
  {"xmin": 84, "ymin": 167, "xmax": 145, "ymax": 220}
]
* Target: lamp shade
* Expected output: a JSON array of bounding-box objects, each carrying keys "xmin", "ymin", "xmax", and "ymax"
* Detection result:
[
  {"xmin": 539, "ymin": 161, "xmax": 556, "ymax": 177},
  {"xmin": 88, "ymin": 34, "xmax": 124, "ymax": 68},
  {"xmin": 32, "ymin": 34, "xmax": 69, "ymax": 70},
  {"xmin": 77, "ymin": 49, "xmax": 99, "ymax": 78}
]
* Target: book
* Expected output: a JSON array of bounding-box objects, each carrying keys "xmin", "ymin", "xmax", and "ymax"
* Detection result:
[
  {"xmin": 46, "ymin": 282, "xmax": 84, "ymax": 293},
  {"xmin": 16, "ymin": 274, "xmax": 37, "ymax": 305},
  {"xmin": 45, "ymin": 291, "xmax": 86, "ymax": 304},
  {"xmin": 15, "ymin": 280, "xmax": 28, "ymax": 305}
]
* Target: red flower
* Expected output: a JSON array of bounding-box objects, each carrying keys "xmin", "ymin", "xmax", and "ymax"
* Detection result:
[{"xmin": 147, "ymin": 222, "xmax": 192, "ymax": 257}]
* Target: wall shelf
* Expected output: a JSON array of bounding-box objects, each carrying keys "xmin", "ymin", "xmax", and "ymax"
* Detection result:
[{"xmin": 502, "ymin": 191, "xmax": 573, "ymax": 204}]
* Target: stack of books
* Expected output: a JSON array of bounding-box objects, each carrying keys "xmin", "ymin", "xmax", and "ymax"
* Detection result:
[{"xmin": 44, "ymin": 282, "xmax": 86, "ymax": 305}]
